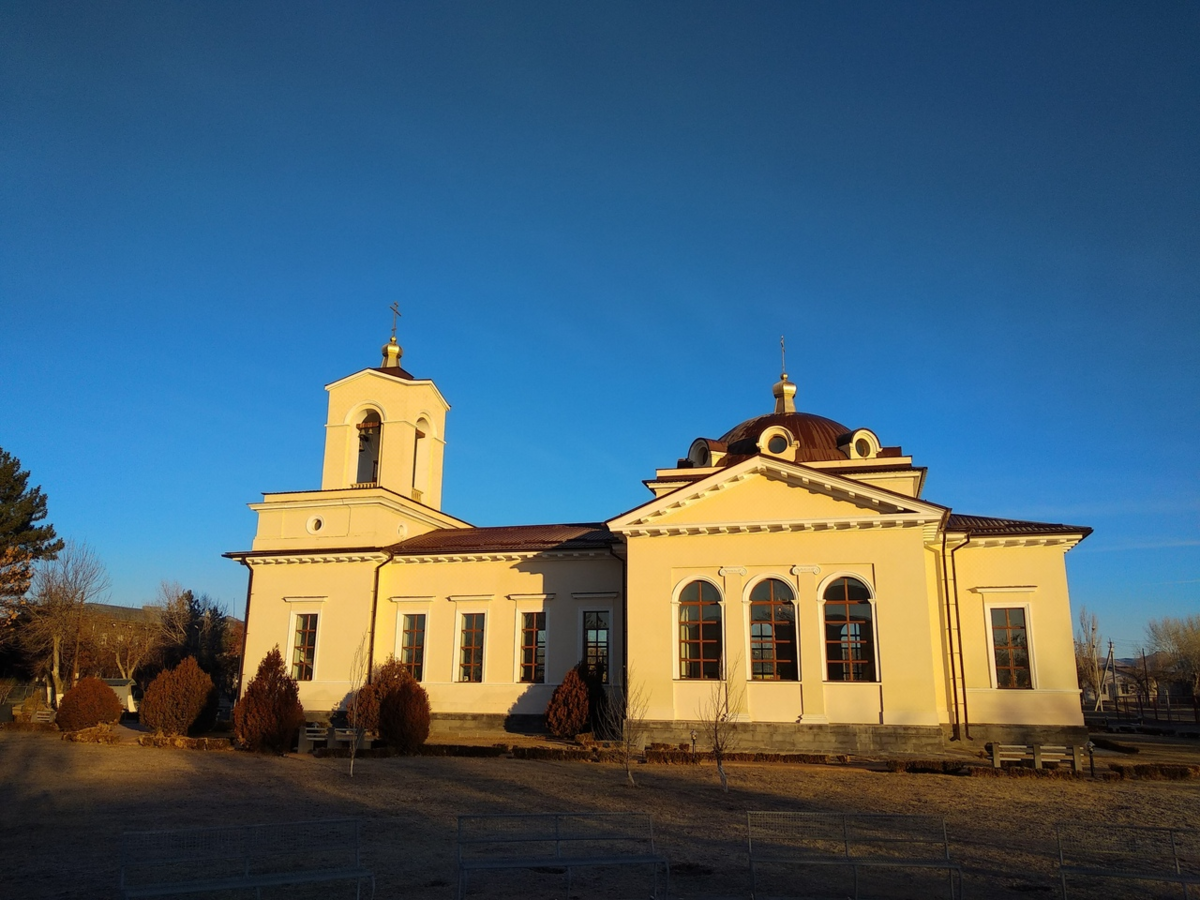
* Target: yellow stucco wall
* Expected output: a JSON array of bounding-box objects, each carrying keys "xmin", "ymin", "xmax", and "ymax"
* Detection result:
[
  {"xmin": 954, "ymin": 543, "xmax": 1084, "ymax": 726},
  {"xmin": 321, "ymin": 370, "xmax": 449, "ymax": 509}
]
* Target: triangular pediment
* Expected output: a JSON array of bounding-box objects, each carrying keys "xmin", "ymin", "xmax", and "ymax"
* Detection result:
[
  {"xmin": 324, "ymin": 368, "xmax": 450, "ymax": 410},
  {"xmin": 607, "ymin": 457, "xmax": 945, "ymax": 533}
]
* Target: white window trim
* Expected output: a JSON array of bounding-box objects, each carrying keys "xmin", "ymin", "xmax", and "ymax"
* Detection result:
[
  {"xmin": 578, "ymin": 604, "xmax": 615, "ymax": 683},
  {"xmin": 742, "ymin": 574, "xmax": 800, "ymax": 683},
  {"xmin": 286, "ymin": 605, "xmax": 323, "ymax": 683},
  {"xmin": 983, "ymin": 601, "xmax": 1037, "ymax": 691},
  {"xmin": 815, "ymin": 571, "xmax": 880, "ymax": 684},
  {"xmin": 392, "ymin": 602, "xmax": 432, "ymax": 681},
  {"xmin": 513, "ymin": 602, "xmax": 549, "ymax": 685},
  {"xmin": 671, "ymin": 575, "xmax": 724, "ymax": 681},
  {"xmin": 454, "ymin": 609, "xmax": 488, "ymax": 684}
]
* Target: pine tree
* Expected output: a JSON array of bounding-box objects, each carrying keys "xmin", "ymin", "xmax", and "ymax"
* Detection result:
[{"xmin": 0, "ymin": 447, "xmax": 64, "ymax": 614}]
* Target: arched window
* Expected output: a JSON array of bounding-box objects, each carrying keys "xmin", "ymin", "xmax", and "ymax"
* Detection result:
[
  {"xmin": 355, "ymin": 411, "xmax": 382, "ymax": 485},
  {"xmin": 823, "ymin": 577, "xmax": 876, "ymax": 682},
  {"xmin": 749, "ymin": 578, "xmax": 798, "ymax": 680},
  {"xmin": 679, "ymin": 581, "xmax": 722, "ymax": 679}
]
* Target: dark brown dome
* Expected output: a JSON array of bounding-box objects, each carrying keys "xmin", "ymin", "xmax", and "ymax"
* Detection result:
[{"xmin": 718, "ymin": 412, "xmax": 851, "ymax": 463}]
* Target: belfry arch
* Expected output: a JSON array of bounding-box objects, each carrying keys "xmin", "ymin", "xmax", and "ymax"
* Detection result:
[{"xmin": 355, "ymin": 409, "xmax": 382, "ymax": 485}]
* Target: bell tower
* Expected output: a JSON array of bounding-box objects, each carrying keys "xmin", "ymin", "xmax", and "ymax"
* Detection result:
[{"xmin": 319, "ymin": 329, "xmax": 450, "ymax": 509}]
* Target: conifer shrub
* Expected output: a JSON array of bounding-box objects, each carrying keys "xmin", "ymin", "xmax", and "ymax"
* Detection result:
[
  {"xmin": 348, "ymin": 656, "xmax": 412, "ymax": 734},
  {"xmin": 378, "ymin": 675, "xmax": 431, "ymax": 753},
  {"xmin": 545, "ymin": 663, "xmax": 590, "ymax": 738},
  {"xmin": 140, "ymin": 657, "xmax": 214, "ymax": 736},
  {"xmin": 56, "ymin": 677, "xmax": 123, "ymax": 732},
  {"xmin": 232, "ymin": 647, "xmax": 305, "ymax": 753}
]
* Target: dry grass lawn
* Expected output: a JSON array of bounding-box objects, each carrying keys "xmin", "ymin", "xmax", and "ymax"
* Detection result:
[{"xmin": 2, "ymin": 729, "xmax": 1199, "ymax": 900}]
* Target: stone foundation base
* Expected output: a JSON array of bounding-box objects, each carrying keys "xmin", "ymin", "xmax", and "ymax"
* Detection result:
[
  {"xmin": 431, "ymin": 712, "xmax": 1087, "ymax": 754},
  {"xmin": 431, "ymin": 712, "xmax": 546, "ymax": 735}
]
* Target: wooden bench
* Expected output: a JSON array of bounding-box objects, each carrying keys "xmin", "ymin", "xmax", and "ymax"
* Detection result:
[
  {"xmin": 31, "ymin": 708, "xmax": 54, "ymax": 725},
  {"xmin": 747, "ymin": 811, "xmax": 962, "ymax": 900},
  {"xmin": 1056, "ymin": 821, "xmax": 1200, "ymax": 898},
  {"xmin": 120, "ymin": 818, "xmax": 374, "ymax": 899},
  {"xmin": 456, "ymin": 812, "xmax": 669, "ymax": 900},
  {"xmin": 990, "ymin": 742, "xmax": 1083, "ymax": 771}
]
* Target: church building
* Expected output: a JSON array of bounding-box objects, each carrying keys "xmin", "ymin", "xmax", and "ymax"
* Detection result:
[{"xmin": 228, "ymin": 332, "xmax": 1091, "ymax": 751}]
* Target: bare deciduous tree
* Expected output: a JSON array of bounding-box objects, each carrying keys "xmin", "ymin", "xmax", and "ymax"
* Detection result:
[
  {"xmin": 698, "ymin": 656, "xmax": 744, "ymax": 793},
  {"xmin": 1074, "ymin": 607, "xmax": 1103, "ymax": 711},
  {"xmin": 1148, "ymin": 615, "xmax": 1200, "ymax": 704},
  {"xmin": 22, "ymin": 541, "xmax": 110, "ymax": 703},
  {"xmin": 599, "ymin": 665, "xmax": 650, "ymax": 786},
  {"xmin": 346, "ymin": 632, "xmax": 370, "ymax": 778}
]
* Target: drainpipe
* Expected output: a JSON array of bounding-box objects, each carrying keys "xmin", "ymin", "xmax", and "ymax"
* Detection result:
[
  {"xmin": 608, "ymin": 542, "xmax": 628, "ymax": 690},
  {"xmin": 940, "ymin": 533, "xmax": 962, "ymax": 740},
  {"xmin": 236, "ymin": 559, "xmax": 254, "ymax": 701},
  {"xmin": 948, "ymin": 536, "xmax": 971, "ymax": 740},
  {"xmin": 366, "ymin": 550, "xmax": 395, "ymax": 683}
]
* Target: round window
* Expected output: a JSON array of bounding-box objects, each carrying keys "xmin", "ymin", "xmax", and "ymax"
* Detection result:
[
  {"xmin": 768, "ymin": 435, "xmax": 788, "ymax": 454},
  {"xmin": 307, "ymin": 516, "xmax": 324, "ymax": 534},
  {"xmin": 855, "ymin": 438, "xmax": 870, "ymax": 458}
]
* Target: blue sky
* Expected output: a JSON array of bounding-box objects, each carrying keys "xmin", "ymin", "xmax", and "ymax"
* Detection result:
[{"xmin": 2, "ymin": 2, "xmax": 1197, "ymax": 652}]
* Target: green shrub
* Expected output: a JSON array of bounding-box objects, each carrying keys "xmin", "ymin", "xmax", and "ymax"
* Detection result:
[
  {"xmin": 232, "ymin": 647, "xmax": 305, "ymax": 753},
  {"xmin": 378, "ymin": 675, "xmax": 431, "ymax": 753},
  {"xmin": 545, "ymin": 663, "xmax": 590, "ymax": 738},
  {"xmin": 140, "ymin": 657, "xmax": 214, "ymax": 736},
  {"xmin": 56, "ymin": 677, "xmax": 123, "ymax": 732}
]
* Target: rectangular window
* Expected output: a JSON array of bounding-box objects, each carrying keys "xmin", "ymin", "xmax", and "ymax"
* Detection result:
[
  {"xmin": 400, "ymin": 614, "xmax": 426, "ymax": 681},
  {"xmin": 520, "ymin": 612, "xmax": 546, "ymax": 683},
  {"xmin": 292, "ymin": 613, "xmax": 318, "ymax": 681},
  {"xmin": 991, "ymin": 607, "xmax": 1032, "ymax": 689},
  {"xmin": 583, "ymin": 610, "xmax": 610, "ymax": 683},
  {"xmin": 460, "ymin": 613, "xmax": 485, "ymax": 683}
]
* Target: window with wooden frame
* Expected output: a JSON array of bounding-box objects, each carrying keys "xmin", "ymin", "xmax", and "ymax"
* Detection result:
[
  {"xmin": 400, "ymin": 613, "xmax": 426, "ymax": 681},
  {"xmin": 823, "ymin": 577, "xmax": 876, "ymax": 682},
  {"xmin": 583, "ymin": 611, "xmax": 610, "ymax": 683},
  {"xmin": 520, "ymin": 611, "xmax": 546, "ymax": 683},
  {"xmin": 749, "ymin": 578, "xmax": 798, "ymax": 680},
  {"xmin": 990, "ymin": 607, "xmax": 1032, "ymax": 689},
  {"xmin": 291, "ymin": 613, "xmax": 318, "ymax": 682},
  {"xmin": 679, "ymin": 580, "xmax": 722, "ymax": 679},
  {"xmin": 459, "ymin": 613, "xmax": 485, "ymax": 683}
]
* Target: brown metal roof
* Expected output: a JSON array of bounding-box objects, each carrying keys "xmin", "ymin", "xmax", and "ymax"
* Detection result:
[
  {"xmin": 389, "ymin": 523, "xmax": 618, "ymax": 555},
  {"xmin": 718, "ymin": 412, "xmax": 852, "ymax": 463},
  {"xmin": 947, "ymin": 514, "xmax": 1092, "ymax": 538},
  {"xmin": 370, "ymin": 365, "xmax": 417, "ymax": 381}
]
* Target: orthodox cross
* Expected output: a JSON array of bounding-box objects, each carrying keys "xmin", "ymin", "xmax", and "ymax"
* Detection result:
[
  {"xmin": 780, "ymin": 335, "xmax": 787, "ymax": 377},
  {"xmin": 389, "ymin": 302, "xmax": 401, "ymax": 339}
]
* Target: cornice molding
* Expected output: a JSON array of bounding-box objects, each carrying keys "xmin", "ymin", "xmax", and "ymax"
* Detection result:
[
  {"xmin": 391, "ymin": 550, "xmax": 611, "ymax": 564},
  {"xmin": 508, "ymin": 593, "xmax": 556, "ymax": 602},
  {"xmin": 612, "ymin": 514, "xmax": 937, "ymax": 538},
  {"xmin": 245, "ymin": 553, "xmax": 388, "ymax": 566},
  {"xmin": 970, "ymin": 585, "xmax": 1038, "ymax": 594},
  {"xmin": 572, "ymin": 591, "xmax": 619, "ymax": 601}
]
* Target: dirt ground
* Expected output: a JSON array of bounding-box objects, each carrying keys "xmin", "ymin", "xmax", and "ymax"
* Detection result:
[{"xmin": 2, "ymin": 729, "xmax": 1198, "ymax": 900}]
